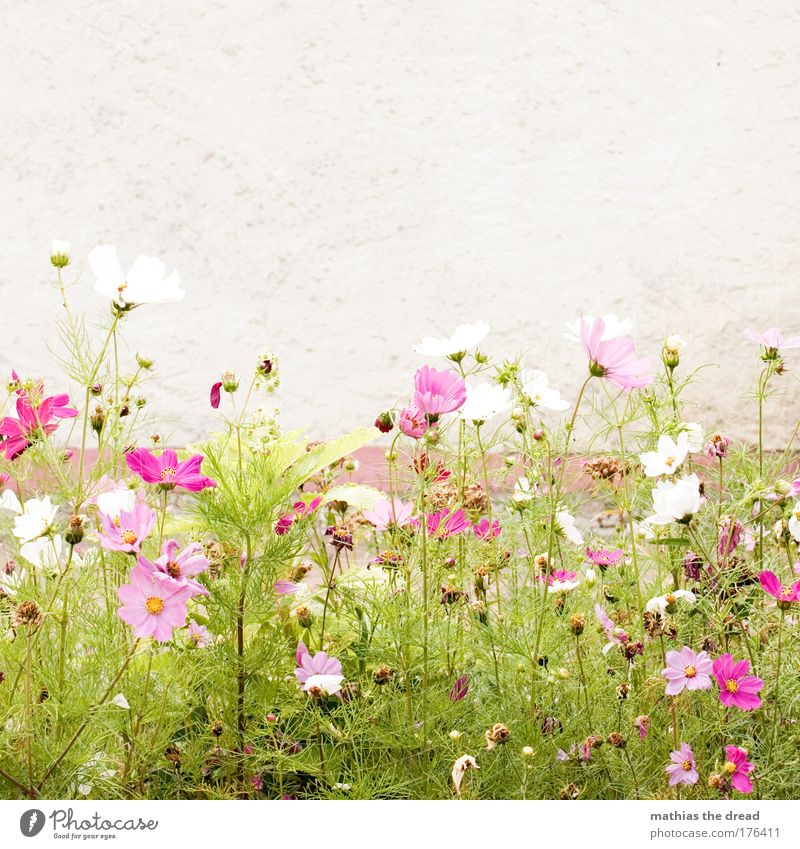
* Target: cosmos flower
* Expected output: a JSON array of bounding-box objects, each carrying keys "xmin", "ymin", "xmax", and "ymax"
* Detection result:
[
  {"xmin": 362, "ymin": 497, "xmax": 415, "ymax": 531},
  {"xmin": 0, "ymin": 392, "xmax": 76, "ymax": 460},
  {"xmin": 578, "ymin": 316, "xmax": 651, "ymax": 390},
  {"xmin": 594, "ymin": 604, "xmax": 628, "ymax": 654},
  {"xmin": 125, "ymin": 448, "xmax": 217, "ymax": 491},
  {"xmin": 759, "ymin": 570, "xmax": 800, "ymax": 608},
  {"xmin": 647, "ymin": 474, "xmax": 702, "ymax": 525},
  {"xmin": 584, "ymin": 547, "xmax": 624, "ymax": 569},
  {"xmin": 98, "ymin": 502, "xmax": 156, "ymax": 554},
  {"xmin": 11, "ymin": 496, "xmax": 58, "ymax": 545},
  {"xmin": 459, "ymin": 382, "xmax": 511, "ymax": 423},
  {"xmin": 744, "ymin": 327, "xmax": 800, "ymax": 355},
  {"xmin": 665, "ymin": 743, "xmax": 699, "ymax": 786},
  {"xmin": 722, "ymin": 745, "xmax": 755, "ymax": 794},
  {"xmin": 413, "ymin": 321, "xmax": 490, "ymax": 358},
  {"xmin": 788, "ymin": 501, "xmax": 800, "ymax": 542},
  {"xmin": 294, "ymin": 644, "xmax": 344, "ymax": 696},
  {"xmin": 89, "ymin": 245, "xmax": 184, "ymax": 308},
  {"xmin": 519, "ymin": 369, "xmax": 570, "ymax": 411},
  {"xmin": 141, "ymin": 539, "xmax": 210, "ymax": 598},
  {"xmin": 564, "ymin": 314, "xmax": 633, "ymax": 342},
  {"xmin": 398, "ymin": 405, "xmax": 429, "ymax": 438},
  {"xmin": 418, "ymin": 508, "xmax": 472, "ymax": 539},
  {"xmin": 713, "ymin": 654, "xmax": 764, "ymax": 711},
  {"xmin": 662, "ymin": 647, "xmax": 713, "ymax": 695},
  {"xmin": 556, "ymin": 510, "xmax": 583, "ymax": 545},
  {"xmin": 537, "ymin": 569, "xmax": 580, "ymax": 593},
  {"xmin": 639, "ymin": 432, "xmax": 690, "ymax": 477},
  {"xmin": 473, "ymin": 518, "xmax": 501, "ymax": 541},
  {"xmin": 117, "ymin": 563, "xmax": 193, "ymax": 642},
  {"xmin": 646, "ymin": 589, "xmax": 696, "ymax": 615},
  {"xmin": 413, "ymin": 366, "xmax": 467, "ymax": 417}
]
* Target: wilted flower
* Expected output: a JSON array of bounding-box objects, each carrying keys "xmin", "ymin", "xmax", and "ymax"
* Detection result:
[
  {"xmin": 717, "ymin": 516, "xmax": 744, "ymax": 558},
  {"xmin": 634, "ymin": 715, "xmax": 650, "ymax": 741},
  {"xmin": 485, "ymin": 723, "xmax": 510, "ymax": 750},
  {"xmin": 705, "ymin": 433, "xmax": 730, "ymax": 459},
  {"xmin": 451, "ymin": 754, "xmax": 479, "ymax": 795}
]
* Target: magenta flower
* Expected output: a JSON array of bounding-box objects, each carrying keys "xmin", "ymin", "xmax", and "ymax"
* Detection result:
[
  {"xmin": 418, "ymin": 508, "xmax": 471, "ymax": 539},
  {"xmin": 362, "ymin": 497, "xmax": 415, "ymax": 531},
  {"xmin": 662, "ymin": 647, "xmax": 714, "ymax": 695},
  {"xmin": 744, "ymin": 327, "xmax": 800, "ymax": 355},
  {"xmin": 98, "ymin": 502, "xmax": 157, "ymax": 554},
  {"xmin": 666, "ymin": 743, "xmax": 699, "ymax": 786},
  {"xmin": 723, "ymin": 745, "xmax": 755, "ymax": 794},
  {"xmin": 536, "ymin": 569, "xmax": 579, "ymax": 592},
  {"xmin": 413, "ymin": 366, "xmax": 467, "ymax": 417},
  {"xmin": 584, "ymin": 547, "xmax": 624, "ymax": 569},
  {"xmin": 473, "ymin": 518, "xmax": 501, "ymax": 541},
  {"xmin": 450, "ymin": 674, "xmax": 469, "ymax": 703},
  {"xmin": 398, "ymin": 405, "xmax": 429, "ymax": 438},
  {"xmin": 0, "ymin": 393, "xmax": 76, "ymax": 460},
  {"xmin": 713, "ymin": 654, "xmax": 764, "ymax": 711},
  {"xmin": 579, "ymin": 316, "xmax": 652, "ymax": 390},
  {"xmin": 634, "ymin": 715, "xmax": 650, "ymax": 741},
  {"xmin": 759, "ymin": 570, "xmax": 800, "ymax": 608},
  {"xmin": 294, "ymin": 643, "xmax": 344, "ymax": 695},
  {"xmin": 141, "ymin": 539, "xmax": 209, "ymax": 597},
  {"xmin": 275, "ymin": 513, "xmax": 294, "ymax": 535},
  {"xmin": 210, "ymin": 381, "xmax": 222, "ymax": 409},
  {"xmin": 125, "ymin": 448, "xmax": 217, "ymax": 491},
  {"xmin": 117, "ymin": 563, "xmax": 193, "ymax": 642}
]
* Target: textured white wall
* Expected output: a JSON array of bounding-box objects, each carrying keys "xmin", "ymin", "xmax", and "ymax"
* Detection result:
[{"xmin": 2, "ymin": 1, "xmax": 799, "ymax": 445}]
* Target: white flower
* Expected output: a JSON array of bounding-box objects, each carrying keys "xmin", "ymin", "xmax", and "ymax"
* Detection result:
[
  {"xmin": 564, "ymin": 314, "xmax": 633, "ymax": 343},
  {"xmin": 412, "ymin": 321, "xmax": 490, "ymax": 357},
  {"xmin": 97, "ymin": 487, "xmax": 137, "ymax": 520},
  {"xmin": 634, "ymin": 521, "xmax": 655, "ymax": 541},
  {"xmin": 0, "ymin": 565, "xmax": 27, "ymax": 597},
  {"xmin": 645, "ymin": 589, "xmax": 696, "ymax": 615},
  {"xmin": 12, "ymin": 496, "xmax": 58, "ymax": 544},
  {"xmin": 519, "ymin": 369, "xmax": 570, "ymax": 411},
  {"xmin": 585, "ymin": 568, "xmax": 597, "ymax": 588},
  {"xmin": 89, "ymin": 245, "xmax": 184, "ymax": 308},
  {"xmin": 556, "ymin": 510, "xmax": 583, "ymax": 545},
  {"xmin": 548, "ymin": 572, "xmax": 580, "ymax": 593},
  {"xmin": 110, "ymin": 693, "xmax": 130, "ymax": 709},
  {"xmin": 302, "ymin": 673, "xmax": 344, "ymax": 696},
  {"xmin": 451, "ymin": 754, "xmax": 479, "ymax": 795},
  {"xmin": 459, "ymin": 382, "xmax": 511, "ymax": 423},
  {"xmin": 0, "ymin": 488, "xmax": 22, "ymax": 514},
  {"xmin": 513, "ymin": 477, "xmax": 534, "ymax": 503},
  {"xmin": 20, "ymin": 535, "xmax": 63, "ymax": 569},
  {"xmin": 333, "ymin": 783, "xmax": 351, "ymax": 791},
  {"xmin": 665, "ymin": 335, "xmax": 684, "ymax": 353},
  {"xmin": 788, "ymin": 501, "xmax": 800, "ymax": 542},
  {"xmin": 677, "ymin": 422, "xmax": 703, "ymax": 453},
  {"xmin": 647, "ymin": 474, "xmax": 702, "ymax": 525},
  {"xmin": 449, "ymin": 730, "xmax": 463, "ymax": 739},
  {"xmin": 639, "ymin": 432, "xmax": 689, "ymax": 477}
]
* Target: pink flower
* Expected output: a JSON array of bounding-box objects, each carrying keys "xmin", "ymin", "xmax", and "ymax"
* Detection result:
[
  {"xmin": 294, "ymin": 497, "xmax": 321, "ymax": 517},
  {"xmin": 759, "ymin": 570, "xmax": 800, "ymax": 608},
  {"xmin": 536, "ymin": 569, "xmax": 579, "ymax": 593},
  {"xmin": 210, "ymin": 381, "xmax": 222, "ymax": 409},
  {"xmin": 413, "ymin": 366, "xmax": 467, "ymax": 417},
  {"xmin": 398, "ymin": 406, "xmax": 429, "ymax": 438},
  {"xmin": 666, "ymin": 743, "xmax": 699, "ymax": 786},
  {"xmin": 579, "ymin": 316, "xmax": 652, "ymax": 390},
  {"xmin": 188, "ymin": 621, "xmax": 211, "ymax": 647},
  {"xmin": 585, "ymin": 547, "xmax": 624, "ymax": 569},
  {"xmin": 125, "ymin": 448, "xmax": 217, "ymax": 491},
  {"xmin": 473, "ymin": 518, "xmax": 501, "ymax": 541},
  {"xmin": 98, "ymin": 502, "xmax": 157, "ymax": 554},
  {"xmin": 634, "ymin": 715, "xmax": 650, "ymax": 741},
  {"xmin": 450, "ymin": 674, "xmax": 469, "ymax": 703},
  {"xmin": 274, "ymin": 579, "xmax": 299, "ymax": 595},
  {"xmin": 594, "ymin": 603, "xmax": 628, "ymax": 653},
  {"xmin": 723, "ymin": 745, "xmax": 755, "ymax": 794},
  {"xmin": 718, "ymin": 517, "xmax": 744, "ymax": 558},
  {"xmin": 294, "ymin": 644, "xmax": 344, "ymax": 695},
  {"xmin": 418, "ymin": 508, "xmax": 471, "ymax": 539},
  {"xmin": 362, "ymin": 497, "xmax": 415, "ymax": 531},
  {"xmin": 713, "ymin": 654, "xmax": 764, "ymax": 711},
  {"xmin": 662, "ymin": 647, "xmax": 714, "ymax": 695},
  {"xmin": 141, "ymin": 539, "xmax": 209, "ymax": 597},
  {"xmin": 744, "ymin": 327, "xmax": 800, "ymax": 354},
  {"xmin": 117, "ymin": 563, "xmax": 192, "ymax": 642},
  {"xmin": 0, "ymin": 394, "xmax": 74, "ymax": 460},
  {"xmin": 275, "ymin": 513, "xmax": 294, "ymax": 535}
]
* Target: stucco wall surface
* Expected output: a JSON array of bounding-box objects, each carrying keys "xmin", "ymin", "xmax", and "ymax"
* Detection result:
[{"xmin": 1, "ymin": 1, "xmax": 799, "ymax": 446}]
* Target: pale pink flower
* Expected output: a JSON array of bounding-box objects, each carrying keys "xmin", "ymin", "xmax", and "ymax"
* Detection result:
[
  {"xmin": 98, "ymin": 502, "xmax": 156, "ymax": 554},
  {"xmin": 579, "ymin": 316, "xmax": 651, "ymax": 390},
  {"xmin": 294, "ymin": 643, "xmax": 344, "ymax": 695},
  {"xmin": 117, "ymin": 563, "xmax": 192, "ymax": 642},
  {"xmin": 744, "ymin": 327, "xmax": 800, "ymax": 353},
  {"xmin": 662, "ymin": 647, "xmax": 713, "ymax": 695},
  {"xmin": 141, "ymin": 539, "xmax": 209, "ymax": 598},
  {"xmin": 362, "ymin": 497, "xmax": 415, "ymax": 531},
  {"xmin": 666, "ymin": 743, "xmax": 699, "ymax": 786}
]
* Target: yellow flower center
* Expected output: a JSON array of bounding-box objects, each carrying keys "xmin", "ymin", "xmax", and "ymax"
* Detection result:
[
  {"xmin": 723, "ymin": 761, "xmax": 737, "ymax": 775},
  {"xmin": 684, "ymin": 665, "xmax": 697, "ymax": 678},
  {"xmin": 160, "ymin": 466, "xmax": 177, "ymax": 479},
  {"xmin": 682, "ymin": 760, "xmax": 692, "ymax": 771},
  {"xmin": 781, "ymin": 586, "xmax": 792, "ymax": 598},
  {"xmin": 665, "ymin": 593, "xmax": 676, "ymax": 605},
  {"xmin": 726, "ymin": 679, "xmax": 739, "ymax": 693},
  {"xmin": 145, "ymin": 596, "xmax": 164, "ymax": 615},
  {"xmin": 120, "ymin": 529, "xmax": 138, "ymax": 545},
  {"xmin": 665, "ymin": 456, "xmax": 676, "ymax": 467}
]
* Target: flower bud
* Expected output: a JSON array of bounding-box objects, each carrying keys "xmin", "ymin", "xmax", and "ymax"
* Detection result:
[
  {"xmin": 522, "ymin": 746, "xmax": 534, "ymax": 757},
  {"xmin": 135, "ymin": 353, "xmax": 154, "ymax": 370},
  {"xmin": 65, "ymin": 514, "xmax": 86, "ymax": 546},
  {"xmin": 50, "ymin": 240, "xmax": 71, "ymax": 268},
  {"xmin": 374, "ymin": 410, "xmax": 395, "ymax": 433},
  {"xmin": 90, "ymin": 405, "xmax": 106, "ymax": 435},
  {"xmin": 569, "ymin": 614, "xmax": 585, "ymax": 636},
  {"xmin": 532, "ymin": 428, "xmax": 545, "ymax": 441}
]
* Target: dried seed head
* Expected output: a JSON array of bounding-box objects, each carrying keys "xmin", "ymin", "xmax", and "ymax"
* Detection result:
[
  {"xmin": 210, "ymin": 720, "xmax": 223, "ymax": 738},
  {"xmin": 616, "ymin": 683, "xmax": 631, "ymax": 700},
  {"xmin": 65, "ymin": 514, "xmax": 86, "ymax": 546},
  {"xmin": 642, "ymin": 610, "xmax": 664, "ymax": 637},
  {"xmin": 607, "ymin": 731, "xmax": 626, "ymax": 749},
  {"xmin": 485, "ymin": 723, "xmax": 510, "ymax": 750},
  {"xmin": 583, "ymin": 456, "xmax": 624, "ymax": 481},
  {"xmin": 373, "ymin": 664, "xmax": 394, "ymax": 685},
  {"xmin": 559, "ymin": 783, "xmax": 580, "ymax": 799},
  {"xmin": 12, "ymin": 600, "xmax": 43, "ymax": 630},
  {"xmin": 569, "ymin": 614, "xmax": 585, "ymax": 636}
]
